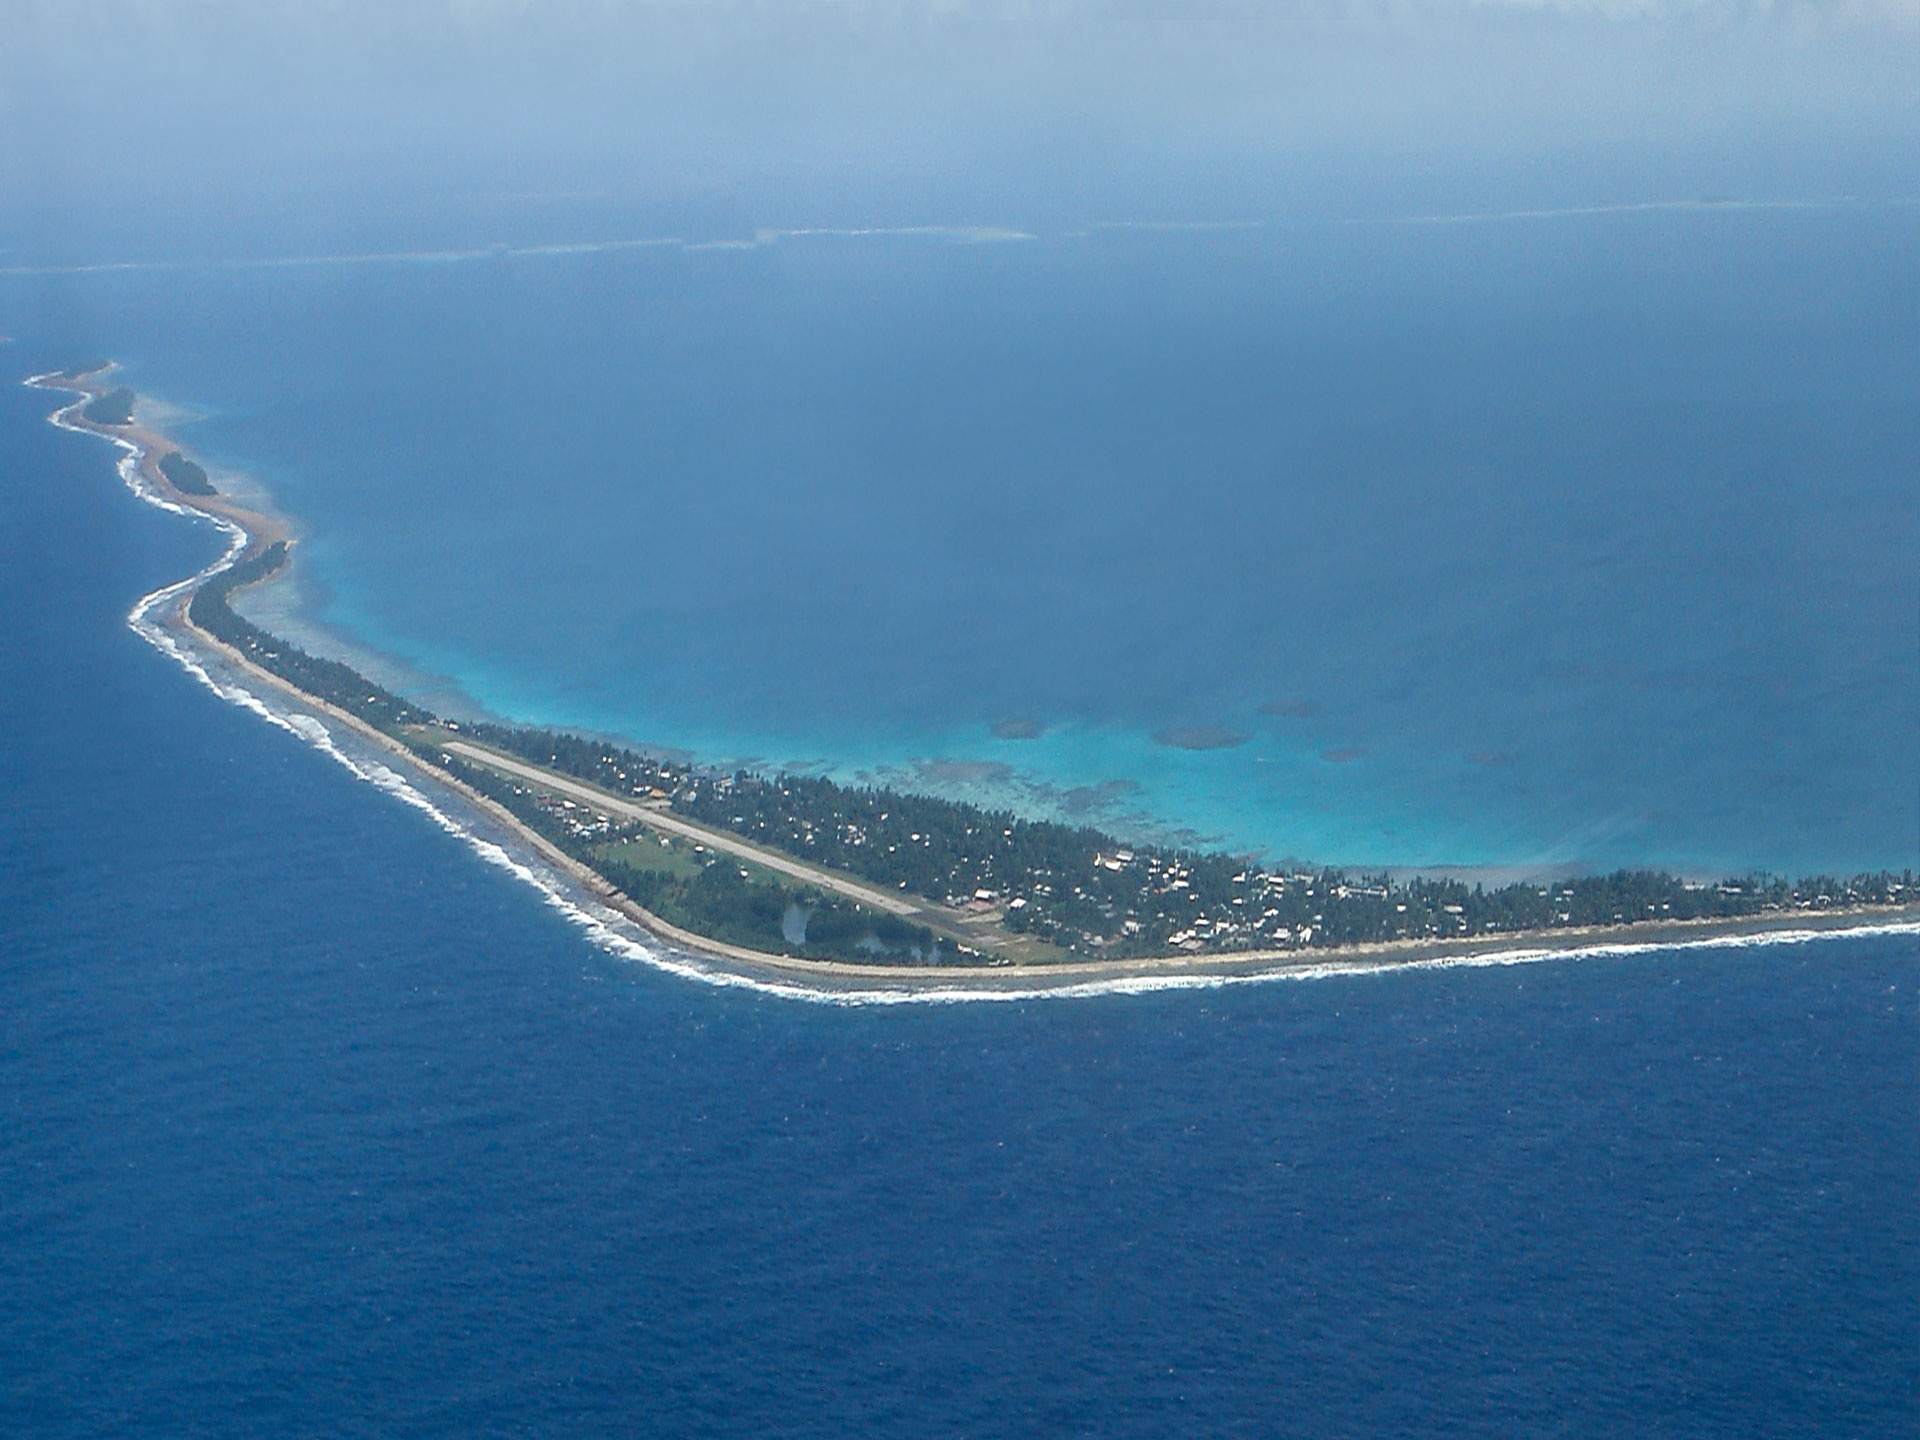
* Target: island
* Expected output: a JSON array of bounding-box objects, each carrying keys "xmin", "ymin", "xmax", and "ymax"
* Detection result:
[
  {"xmin": 159, "ymin": 450, "xmax": 217, "ymax": 497},
  {"xmin": 31, "ymin": 366, "xmax": 1918, "ymax": 989},
  {"xmin": 80, "ymin": 386, "xmax": 136, "ymax": 426}
]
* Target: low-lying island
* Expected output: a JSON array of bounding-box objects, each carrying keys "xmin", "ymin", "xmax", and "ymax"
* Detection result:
[{"xmin": 32, "ymin": 365, "xmax": 1919, "ymax": 996}]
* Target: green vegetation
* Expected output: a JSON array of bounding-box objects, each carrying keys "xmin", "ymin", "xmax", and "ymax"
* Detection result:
[
  {"xmin": 441, "ymin": 719, "xmax": 1912, "ymax": 962},
  {"xmin": 156, "ymin": 494, "xmax": 1915, "ymax": 968},
  {"xmin": 595, "ymin": 830, "xmax": 708, "ymax": 882},
  {"xmin": 81, "ymin": 388, "xmax": 136, "ymax": 425},
  {"xmin": 159, "ymin": 451, "xmax": 216, "ymax": 497},
  {"xmin": 61, "ymin": 382, "xmax": 1907, "ymax": 968},
  {"xmin": 188, "ymin": 541, "xmax": 433, "ymax": 731},
  {"xmin": 599, "ymin": 852, "xmax": 941, "ymax": 963},
  {"xmin": 435, "ymin": 751, "xmax": 944, "ymax": 964}
]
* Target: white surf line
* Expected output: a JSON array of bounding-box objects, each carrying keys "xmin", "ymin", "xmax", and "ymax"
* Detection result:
[
  {"xmin": 1387, "ymin": 196, "xmax": 1864, "ymax": 227},
  {"xmin": 27, "ymin": 373, "xmax": 1918, "ymax": 1007},
  {"xmin": 28, "ymin": 385, "xmax": 752, "ymax": 996},
  {"xmin": 7, "ymin": 195, "xmax": 1903, "ymax": 279},
  {"xmin": 0, "ymin": 240, "xmax": 675, "ymax": 277},
  {"xmin": 852, "ymin": 919, "xmax": 1920, "ymax": 1005},
  {"xmin": 753, "ymin": 225, "xmax": 1034, "ymax": 245},
  {"xmin": 439, "ymin": 740, "xmax": 923, "ymax": 917},
  {"xmin": 30, "ymin": 370, "xmax": 250, "ymax": 562},
  {"xmin": 0, "ymin": 226, "xmax": 1023, "ymax": 277},
  {"xmin": 1057, "ymin": 196, "xmax": 1883, "ymax": 241},
  {"xmin": 18, "ymin": 389, "xmax": 975, "ymax": 1000},
  {"xmin": 21, "ymin": 372, "xmax": 947, "ymax": 1002},
  {"xmin": 227, "ymin": 715, "xmax": 1920, "ymax": 1005}
]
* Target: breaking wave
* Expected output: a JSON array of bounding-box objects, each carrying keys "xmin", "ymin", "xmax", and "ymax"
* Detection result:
[{"xmin": 29, "ymin": 372, "xmax": 1917, "ymax": 1005}]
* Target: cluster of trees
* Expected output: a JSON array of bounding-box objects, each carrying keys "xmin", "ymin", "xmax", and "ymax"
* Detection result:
[
  {"xmin": 188, "ymin": 542, "xmax": 433, "ymax": 731},
  {"xmin": 438, "ymin": 751, "xmax": 943, "ymax": 964},
  {"xmin": 457, "ymin": 723, "xmax": 687, "ymax": 799},
  {"xmin": 1004, "ymin": 861, "xmax": 1916, "ymax": 957},
  {"xmin": 81, "ymin": 388, "xmax": 136, "ymax": 425},
  {"xmin": 127, "ymin": 380, "xmax": 1911, "ymax": 964},
  {"xmin": 167, "ymin": 537, "xmax": 1920, "ymax": 965},
  {"xmin": 133, "ymin": 369, "xmax": 1911, "ymax": 964},
  {"xmin": 599, "ymin": 853, "xmax": 940, "ymax": 964},
  {"xmin": 159, "ymin": 451, "xmax": 217, "ymax": 497},
  {"xmin": 427, "ymin": 722, "xmax": 1913, "ymax": 960},
  {"xmin": 676, "ymin": 770, "xmax": 1113, "ymax": 907}
]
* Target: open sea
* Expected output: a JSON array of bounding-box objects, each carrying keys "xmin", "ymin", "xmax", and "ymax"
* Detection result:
[
  {"xmin": 3, "ymin": 201, "xmax": 1916, "ymax": 1434},
  {"xmin": 5, "ymin": 202, "xmax": 1916, "ymax": 873}
]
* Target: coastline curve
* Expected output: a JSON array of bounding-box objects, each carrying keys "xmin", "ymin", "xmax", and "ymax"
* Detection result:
[{"xmin": 27, "ymin": 369, "xmax": 1920, "ymax": 1004}]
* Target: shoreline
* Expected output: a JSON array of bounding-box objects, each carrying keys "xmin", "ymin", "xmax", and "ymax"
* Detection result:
[
  {"xmin": 32, "ymin": 367, "xmax": 292, "ymax": 559},
  {"xmin": 28, "ymin": 366, "xmax": 1919, "ymax": 998}
]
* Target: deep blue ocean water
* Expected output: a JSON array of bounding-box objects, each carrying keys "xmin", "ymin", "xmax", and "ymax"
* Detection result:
[
  {"xmin": 3, "ymin": 202, "xmax": 1914, "ymax": 873},
  {"xmin": 2, "ymin": 349, "xmax": 1918, "ymax": 1434},
  {"xmin": 5, "ymin": 199, "xmax": 1919, "ymax": 1436}
]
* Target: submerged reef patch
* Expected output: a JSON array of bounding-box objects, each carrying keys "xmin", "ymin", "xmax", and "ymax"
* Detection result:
[{"xmin": 1153, "ymin": 724, "xmax": 1246, "ymax": 751}]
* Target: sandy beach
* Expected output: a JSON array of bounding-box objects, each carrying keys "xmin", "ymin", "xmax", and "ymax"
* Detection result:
[
  {"xmin": 30, "ymin": 366, "xmax": 1920, "ymax": 998},
  {"xmin": 31, "ymin": 367, "xmax": 290, "ymax": 558}
]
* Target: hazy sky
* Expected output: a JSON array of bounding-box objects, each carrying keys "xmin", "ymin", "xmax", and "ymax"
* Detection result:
[{"xmin": 3, "ymin": 1, "xmax": 1915, "ymax": 254}]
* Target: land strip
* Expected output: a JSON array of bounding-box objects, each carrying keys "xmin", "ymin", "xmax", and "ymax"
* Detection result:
[
  {"xmin": 422, "ymin": 735, "xmax": 1920, "ymax": 985},
  {"xmin": 440, "ymin": 740, "xmax": 924, "ymax": 914},
  {"xmin": 33, "ymin": 365, "xmax": 1920, "ymax": 992}
]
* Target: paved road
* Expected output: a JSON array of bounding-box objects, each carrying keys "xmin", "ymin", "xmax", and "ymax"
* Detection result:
[{"xmin": 439, "ymin": 739, "xmax": 924, "ymax": 917}]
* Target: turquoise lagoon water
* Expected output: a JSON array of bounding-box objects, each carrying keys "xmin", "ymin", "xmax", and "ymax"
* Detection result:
[
  {"xmin": 5, "ymin": 201, "xmax": 1919, "ymax": 1440},
  {"xmin": 6, "ymin": 202, "xmax": 1915, "ymax": 874}
]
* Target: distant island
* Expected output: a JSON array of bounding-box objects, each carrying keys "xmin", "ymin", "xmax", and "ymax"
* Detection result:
[{"xmin": 33, "ymin": 366, "xmax": 1917, "ymax": 985}]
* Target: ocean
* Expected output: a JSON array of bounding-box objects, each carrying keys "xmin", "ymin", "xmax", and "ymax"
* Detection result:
[
  {"xmin": 5, "ymin": 201, "xmax": 1915, "ymax": 875},
  {"xmin": 2, "ymin": 201, "xmax": 1916, "ymax": 1434}
]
